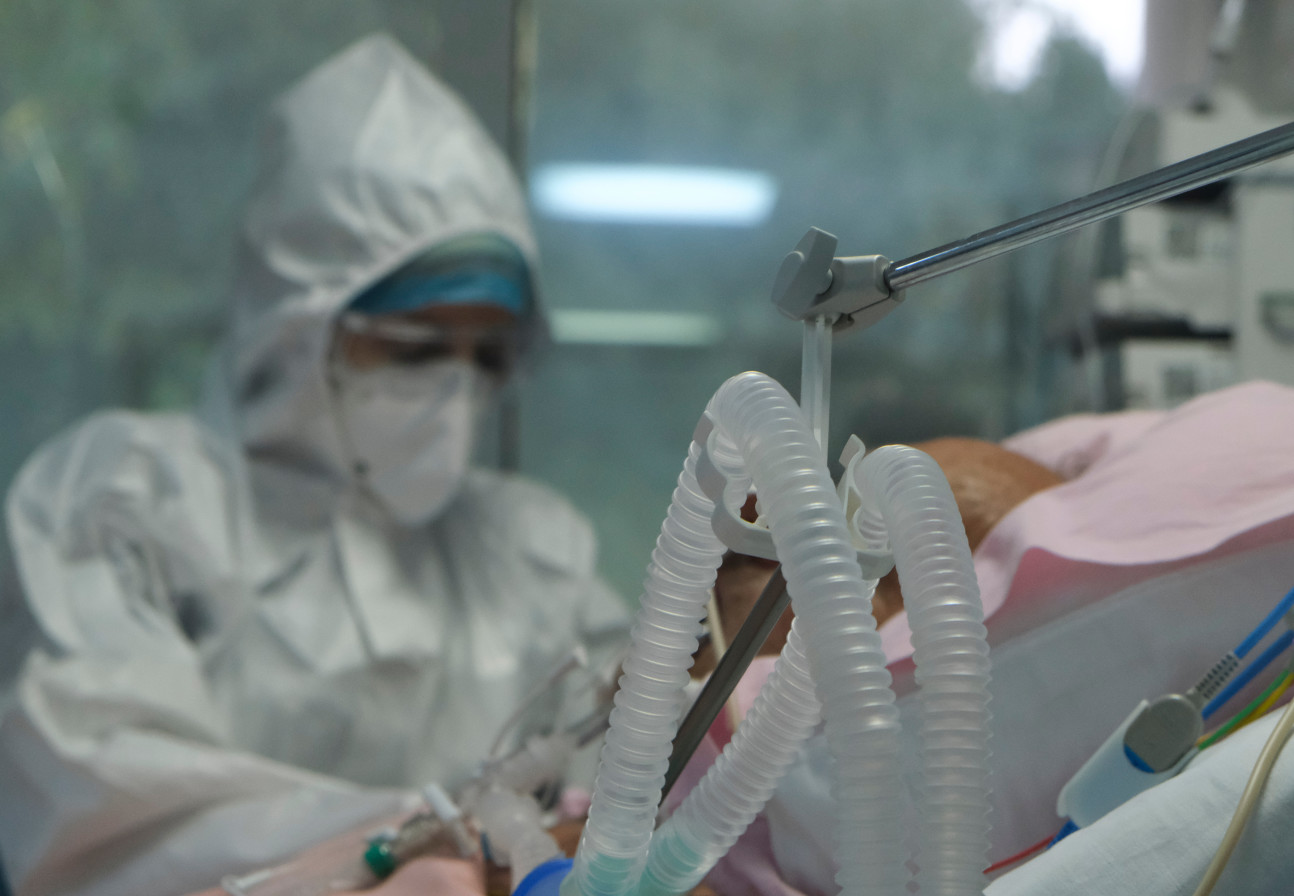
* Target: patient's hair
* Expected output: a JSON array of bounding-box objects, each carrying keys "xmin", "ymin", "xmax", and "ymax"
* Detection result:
[
  {"xmin": 698, "ymin": 438, "xmax": 1063, "ymax": 675},
  {"xmin": 869, "ymin": 438, "xmax": 1063, "ymax": 622}
]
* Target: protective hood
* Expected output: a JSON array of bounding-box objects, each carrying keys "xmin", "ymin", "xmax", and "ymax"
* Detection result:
[{"xmin": 207, "ymin": 33, "xmax": 538, "ymax": 490}]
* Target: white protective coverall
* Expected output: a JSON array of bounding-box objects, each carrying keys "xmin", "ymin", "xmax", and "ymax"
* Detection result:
[{"xmin": 0, "ymin": 34, "xmax": 628, "ymax": 896}]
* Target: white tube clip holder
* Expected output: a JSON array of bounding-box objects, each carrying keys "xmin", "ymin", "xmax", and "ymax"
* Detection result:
[
  {"xmin": 772, "ymin": 227, "xmax": 904, "ymax": 333},
  {"xmin": 694, "ymin": 415, "xmax": 893, "ymax": 580}
]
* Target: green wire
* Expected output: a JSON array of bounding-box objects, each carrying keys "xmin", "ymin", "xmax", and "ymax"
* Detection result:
[{"xmin": 1200, "ymin": 669, "xmax": 1292, "ymax": 751}]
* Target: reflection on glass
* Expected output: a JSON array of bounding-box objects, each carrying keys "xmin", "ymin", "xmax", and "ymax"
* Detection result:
[{"xmin": 532, "ymin": 164, "xmax": 778, "ymax": 226}]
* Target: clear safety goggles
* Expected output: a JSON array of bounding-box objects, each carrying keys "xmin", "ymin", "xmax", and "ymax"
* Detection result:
[{"xmin": 332, "ymin": 311, "xmax": 520, "ymax": 378}]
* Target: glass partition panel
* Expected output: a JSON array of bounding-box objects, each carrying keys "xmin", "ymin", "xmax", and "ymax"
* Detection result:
[
  {"xmin": 0, "ymin": 1, "xmax": 1134, "ymax": 604},
  {"xmin": 521, "ymin": 0, "xmax": 1130, "ymax": 596}
]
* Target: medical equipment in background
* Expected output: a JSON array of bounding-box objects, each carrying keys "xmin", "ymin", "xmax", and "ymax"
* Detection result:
[
  {"xmin": 1069, "ymin": 93, "xmax": 1294, "ymax": 411},
  {"xmin": 1058, "ymin": 0, "xmax": 1294, "ymax": 411}
]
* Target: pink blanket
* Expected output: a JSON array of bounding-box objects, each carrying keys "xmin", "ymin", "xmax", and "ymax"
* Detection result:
[{"xmin": 883, "ymin": 380, "xmax": 1294, "ymax": 665}]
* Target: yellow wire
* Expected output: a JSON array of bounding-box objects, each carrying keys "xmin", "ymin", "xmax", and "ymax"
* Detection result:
[
  {"xmin": 1230, "ymin": 675, "xmax": 1294, "ymax": 739},
  {"xmin": 1189, "ymin": 694, "xmax": 1294, "ymax": 896},
  {"xmin": 1198, "ymin": 669, "xmax": 1292, "ymax": 749}
]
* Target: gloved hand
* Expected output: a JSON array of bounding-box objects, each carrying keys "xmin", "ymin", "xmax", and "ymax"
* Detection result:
[
  {"xmin": 189, "ymin": 854, "xmax": 485, "ymax": 896},
  {"xmin": 336, "ymin": 855, "xmax": 486, "ymax": 896}
]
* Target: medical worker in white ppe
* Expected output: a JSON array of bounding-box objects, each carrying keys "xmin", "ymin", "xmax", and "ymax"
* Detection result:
[{"xmin": 0, "ymin": 34, "xmax": 628, "ymax": 896}]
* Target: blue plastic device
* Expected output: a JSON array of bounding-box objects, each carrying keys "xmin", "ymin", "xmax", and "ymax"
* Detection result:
[{"xmin": 513, "ymin": 857, "xmax": 574, "ymax": 896}]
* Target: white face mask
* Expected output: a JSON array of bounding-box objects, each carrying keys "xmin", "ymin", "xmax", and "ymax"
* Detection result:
[{"xmin": 332, "ymin": 358, "xmax": 491, "ymax": 526}]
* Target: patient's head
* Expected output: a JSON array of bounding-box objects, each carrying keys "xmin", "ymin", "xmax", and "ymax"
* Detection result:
[{"xmin": 693, "ymin": 438, "xmax": 1063, "ymax": 677}]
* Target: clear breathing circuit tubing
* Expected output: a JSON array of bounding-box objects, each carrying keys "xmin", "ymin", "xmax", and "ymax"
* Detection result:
[{"xmin": 562, "ymin": 372, "xmax": 991, "ymax": 896}]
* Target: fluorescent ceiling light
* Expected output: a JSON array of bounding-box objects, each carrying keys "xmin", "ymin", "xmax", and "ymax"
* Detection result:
[
  {"xmin": 531, "ymin": 164, "xmax": 777, "ymax": 225},
  {"xmin": 548, "ymin": 310, "xmax": 723, "ymax": 347}
]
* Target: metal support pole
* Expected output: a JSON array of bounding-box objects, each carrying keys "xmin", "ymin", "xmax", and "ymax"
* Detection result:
[
  {"xmin": 885, "ymin": 121, "xmax": 1294, "ymax": 294},
  {"xmin": 500, "ymin": 0, "xmax": 537, "ymax": 472},
  {"xmin": 663, "ymin": 568, "xmax": 790, "ymax": 799}
]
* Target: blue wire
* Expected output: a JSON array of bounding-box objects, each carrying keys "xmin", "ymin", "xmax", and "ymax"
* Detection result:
[
  {"xmin": 1235, "ymin": 586, "xmax": 1294, "ymax": 658},
  {"xmin": 1203, "ymin": 628, "xmax": 1294, "ymax": 720}
]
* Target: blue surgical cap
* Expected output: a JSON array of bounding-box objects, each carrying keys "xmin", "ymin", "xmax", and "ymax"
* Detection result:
[{"xmin": 349, "ymin": 232, "xmax": 533, "ymax": 317}]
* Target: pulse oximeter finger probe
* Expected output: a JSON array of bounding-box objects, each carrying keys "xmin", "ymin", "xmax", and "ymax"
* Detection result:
[{"xmin": 1055, "ymin": 586, "xmax": 1294, "ymax": 841}]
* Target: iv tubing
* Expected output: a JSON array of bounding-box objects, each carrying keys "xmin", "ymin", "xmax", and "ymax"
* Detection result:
[{"xmin": 1190, "ymin": 696, "xmax": 1294, "ymax": 896}]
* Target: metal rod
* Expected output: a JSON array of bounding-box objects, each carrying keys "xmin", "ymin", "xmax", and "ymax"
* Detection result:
[
  {"xmin": 885, "ymin": 120, "xmax": 1294, "ymax": 294},
  {"xmin": 662, "ymin": 567, "xmax": 790, "ymax": 800}
]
